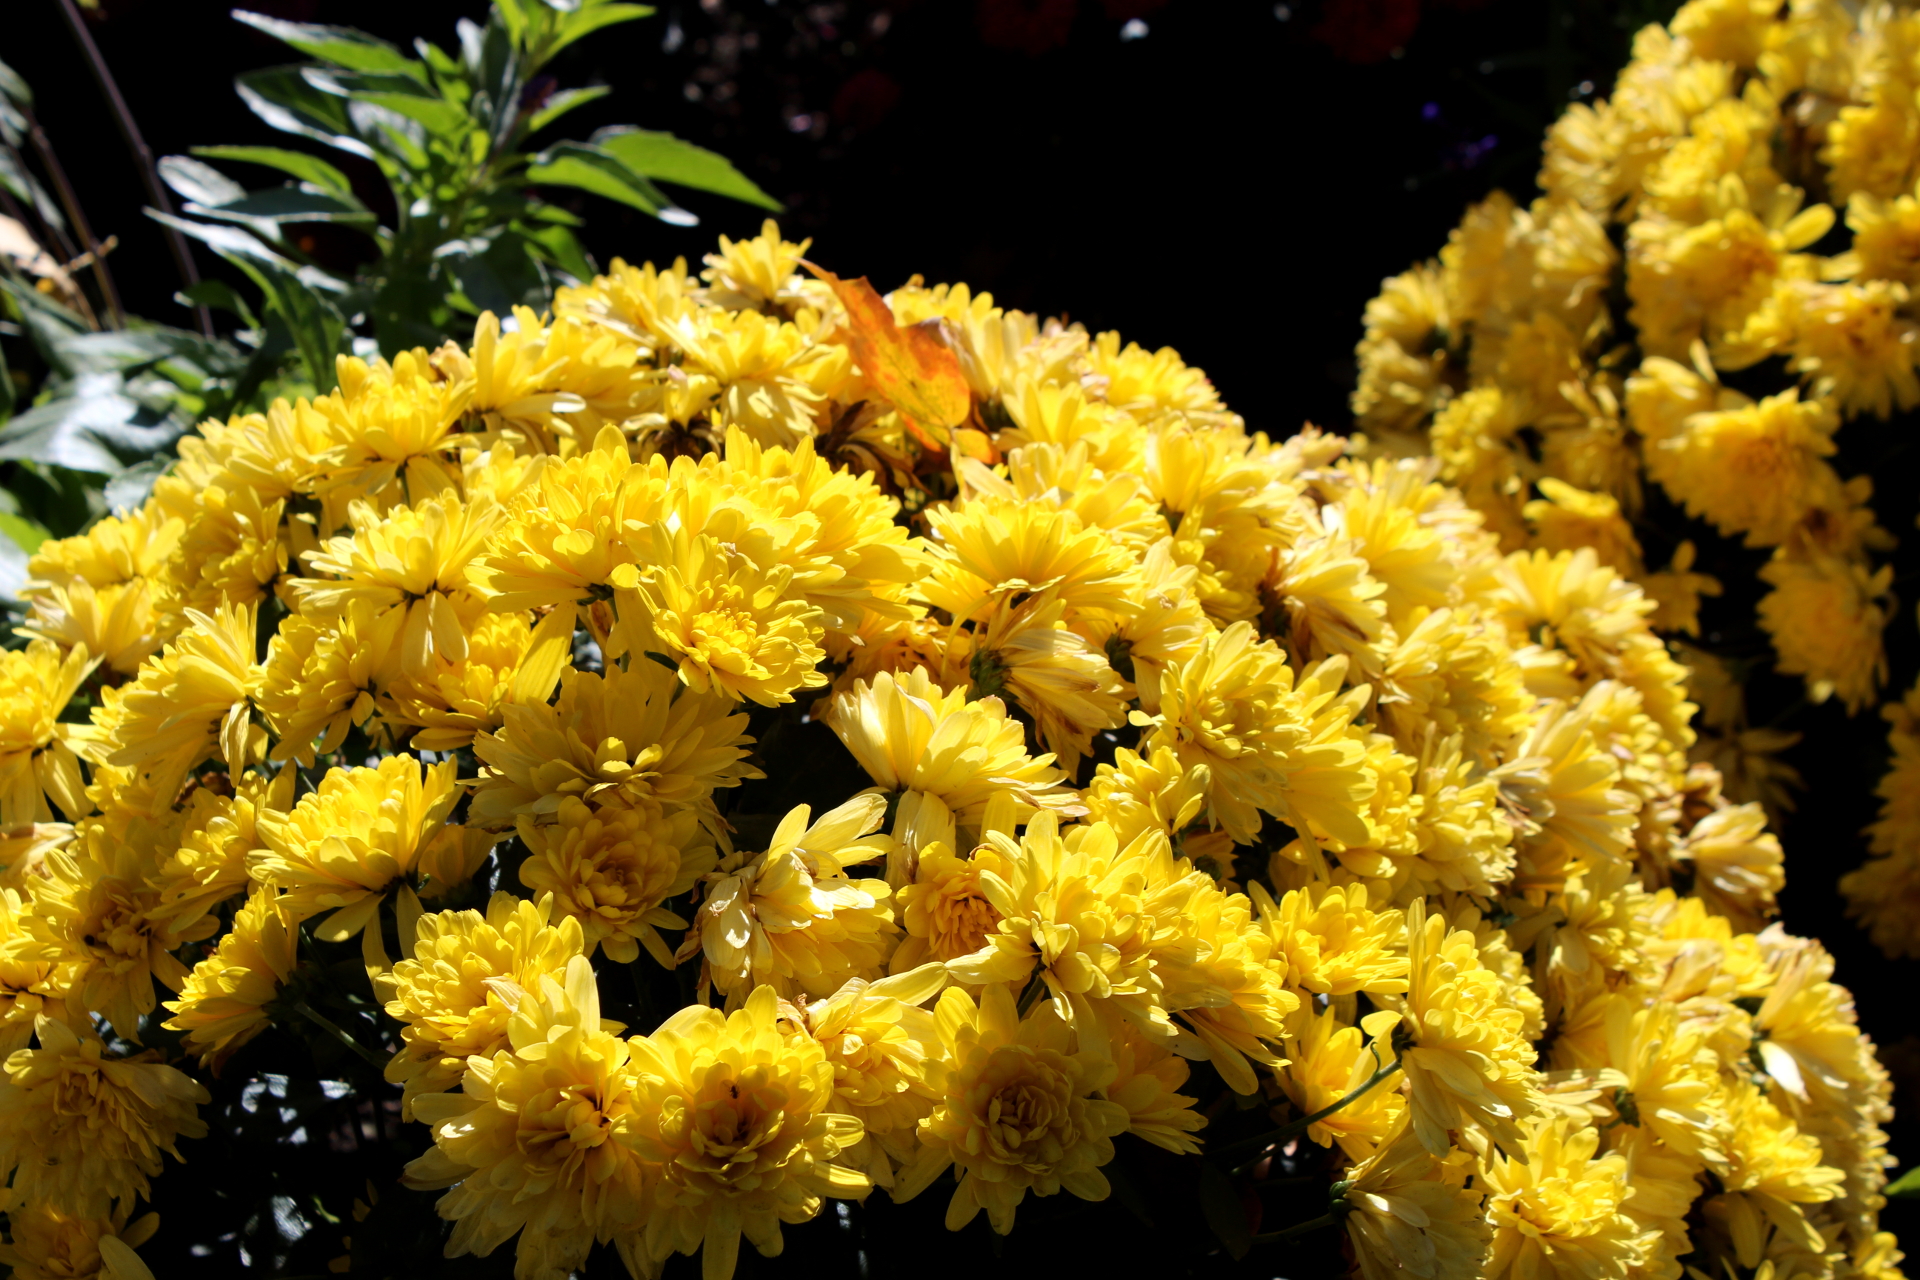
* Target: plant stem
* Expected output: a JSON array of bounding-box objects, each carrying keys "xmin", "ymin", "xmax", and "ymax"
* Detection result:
[
  {"xmin": 1251, "ymin": 1212, "xmax": 1336, "ymax": 1245},
  {"xmin": 1221, "ymin": 1058, "xmax": 1404, "ymax": 1171},
  {"xmin": 56, "ymin": 0, "xmax": 211, "ymax": 337},
  {"xmin": 20, "ymin": 111, "xmax": 110, "ymax": 329},
  {"xmin": 1015, "ymin": 973, "xmax": 1047, "ymax": 1017},
  {"xmin": 292, "ymin": 1000, "xmax": 389, "ymax": 1073}
]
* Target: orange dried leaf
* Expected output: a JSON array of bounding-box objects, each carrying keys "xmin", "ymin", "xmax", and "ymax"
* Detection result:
[{"xmin": 804, "ymin": 262, "xmax": 971, "ymax": 445}]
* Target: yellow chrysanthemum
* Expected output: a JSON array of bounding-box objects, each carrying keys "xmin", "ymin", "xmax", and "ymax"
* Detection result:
[
  {"xmin": 1758, "ymin": 549, "xmax": 1891, "ymax": 714},
  {"xmin": 892, "ymin": 984, "xmax": 1129, "ymax": 1234},
  {"xmin": 379, "ymin": 891, "xmax": 593, "ymax": 1116},
  {"xmin": 0, "ymin": 1017, "xmax": 207, "ymax": 1217},
  {"xmin": 251, "ymin": 756, "xmax": 492, "ymax": 940},
  {"xmin": 1481, "ymin": 1116, "xmax": 1657, "ymax": 1279},
  {"xmin": 0, "ymin": 640, "xmax": 93, "ymax": 828},
  {"xmin": 517, "ymin": 797, "xmax": 712, "ymax": 966},
  {"xmin": 622, "ymin": 984, "xmax": 870, "ymax": 1280},
  {"xmin": 1341, "ymin": 1114, "xmax": 1491, "ymax": 1280},
  {"xmin": 0, "ymin": 1201, "xmax": 158, "ymax": 1280},
  {"xmin": 161, "ymin": 886, "xmax": 297, "ymax": 1070}
]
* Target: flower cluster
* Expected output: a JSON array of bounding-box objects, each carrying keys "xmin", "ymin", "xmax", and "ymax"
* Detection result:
[
  {"xmin": 0, "ymin": 218, "xmax": 1902, "ymax": 1279},
  {"xmin": 1353, "ymin": 0, "xmax": 1920, "ymax": 960}
]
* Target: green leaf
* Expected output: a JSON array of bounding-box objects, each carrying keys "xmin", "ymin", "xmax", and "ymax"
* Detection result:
[
  {"xmin": 313, "ymin": 71, "xmax": 470, "ymax": 137},
  {"xmin": 158, "ymin": 156, "xmax": 250, "ymax": 208},
  {"xmin": 0, "ymin": 372, "xmax": 184, "ymax": 474},
  {"xmin": 592, "ymin": 126, "xmax": 780, "ymax": 211},
  {"xmin": 104, "ymin": 457, "xmax": 172, "ymax": 514},
  {"xmin": 176, "ymin": 279, "xmax": 260, "ymax": 329},
  {"xmin": 526, "ymin": 85, "xmax": 610, "ymax": 136},
  {"xmin": 1887, "ymin": 1166, "xmax": 1920, "ymax": 1198},
  {"xmin": 544, "ymin": 4, "xmax": 655, "ymax": 63},
  {"xmin": 191, "ymin": 146, "xmax": 355, "ymax": 199},
  {"xmin": 0, "ymin": 329, "xmax": 12, "ymax": 424},
  {"xmin": 183, "ymin": 187, "xmax": 375, "ymax": 228},
  {"xmin": 0, "ymin": 57, "xmax": 32, "ymax": 110},
  {"xmin": 517, "ymin": 218, "xmax": 594, "ymax": 282},
  {"xmin": 231, "ymin": 11, "xmax": 426, "ymax": 80},
  {"xmin": 1199, "ymin": 1162, "xmax": 1253, "ymax": 1261},
  {"xmin": 526, "ymin": 142, "xmax": 671, "ymax": 216},
  {"xmin": 0, "ymin": 512, "xmax": 50, "ymax": 556},
  {"xmin": 235, "ymin": 66, "xmax": 374, "ymax": 160}
]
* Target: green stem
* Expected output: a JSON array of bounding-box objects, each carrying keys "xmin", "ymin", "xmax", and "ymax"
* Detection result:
[
  {"xmin": 292, "ymin": 1000, "xmax": 389, "ymax": 1073},
  {"xmin": 1251, "ymin": 1212, "xmax": 1336, "ymax": 1245},
  {"xmin": 1015, "ymin": 973, "xmax": 1047, "ymax": 1018},
  {"xmin": 1221, "ymin": 1058, "xmax": 1404, "ymax": 1171}
]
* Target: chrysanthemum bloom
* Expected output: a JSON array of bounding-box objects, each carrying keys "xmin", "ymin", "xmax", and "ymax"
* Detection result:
[
  {"xmin": 313, "ymin": 349, "xmax": 473, "ymax": 505},
  {"xmin": 1552, "ymin": 993, "xmax": 1723, "ymax": 1165},
  {"xmin": 168, "ymin": 479, "xmax": 289, "ymax": 619},
  {"xmin": 20, "ymin": 575, "xmax": 161, "ymax": 681},
  {"xmin": 1758, "ymin": 548, "xmax": 1891, "ymax": 715},
  {"xmin": 290, "ymin": 492, "xmax": 503, "ymax": 675},
  {"xmin": 469, "ymin": 659, "xmax": 758, "ymax": 829},
  {"xmin": 1103, "ymin": 1019, "xmax": 1205, "ymax": 1155},
  {"xmin": 405, "ymin": 957, "xmax": 650, "ymax": 1280},
  {"xmin": 822, "ymin": 666, "xmax": 1081, "ymax": 827},
  {"xmin": 1701, "ymin": 1079, "xmax": 1845, "ymax": 1264},
  {"xmin": 257, "ymin": 600, "xmax": 406, "ymax": 765},
  {"xmin": 1481, "ymin": 1115, "xmax": 1657, "ymax": 1279},
  {"xmin": 1078, "ymin": 745, "xmax": 1210, "ymax": 850},
  {"xmin": 947, "ymin": 813, "xmax": 1172, "ymax": 1037},
  {"xmin": 621, "ymin": 985, "xmax": 871, "ymax": 1280},
  {"xmin": 1492, "ymin": 698, "xmax": 1637, "ymax": 881},
  {"xmin": 379, "ymin": 892, "xmax": 594, "ymax": 1117},
  {"xmin": 1654, "ymin": 388, "xmax": 1841, "ymax": 547},
  {"xmin": 19, "ymin": 838, "xmax": 215, "ymax": 1042},
  {"xmin": 779, "ymin": 964, "xmax": 947, "ymax": 1180},
  {"xmin": 684, "ymin": 795, "xmax": 898, "ymax": 1002},
  {"xmin": 0, "ymin": 1016, "xmax": 208, "ymax": 1217},
  {"xmin": 1152, "ymin": 872, "xmax": 1298, "ymax": 1096},
  {"xmin": 162, "ymin": 887, "xmax": 298, "ymax": 1070},
  {"xmin": 0, "ymin": 888, "xmax": 61, "ymax": 1054},
  {"xmin": 1256, "ymin": 880, "xmax": 1410, "ymax": 998},
  {"xmin": 622, "ymin": 519, "xmax": 828, "ymax": 706},
  {"xmin": 518, "ymin": 797, "xmax": 712, "ymax": 966},
  {"xmin": 103, "ymin": 604, "xmax": 260, "ymax": 796},
  {"xmin": 1143, "ymin": 622, "xmax": 1374, "ymax": 845},
  {"xmin": 1388, "ymin": 898, "xmax": 1542, "ymax": 1160},
  {"xmin": 1674, "ymin": 801, "xmax": 1783, "ymax": 931},
  {"xmin": 1341, "ymin": 1114, "xmax": 1491, "ymax": 1280},
  {"xmin": 148, "ymin": 767, "xmax": 294, "ymax": 936},
  {"xmin": 960, "ymin": 599, "xmax": 1128, "ymax": 763},
  {"xmin": 1280, "ymin": 1008, "xmax": 1405, "ymax": 1160},
  {"xmin": 383, "ymin": 610, "xmax": 531, "ymax": 752},
  {"xmin": 0, "ymin": 1200, "xmax": 159, "ymax": 1280},
  {"xmin": 917, "ymin": 495, "xmax": 1143, "ymax": 623},
  {"xmin": 1781, "ymin": 279, "xmax": 1920, "ymax": 419},
  {"xmin": 0, "ymin": 640, "xmax": 94, "ymax": 828},
  {"xmin": 891, "ymin": 839, "xmax": 1013, "ymax": 970},
  {"xmin": 892, "ymin": 984, "xmax": 1129, "ymax": 1234},
  {"xmin": 251, "ymin": 756, "xmax": 492, "ymax": 940}
]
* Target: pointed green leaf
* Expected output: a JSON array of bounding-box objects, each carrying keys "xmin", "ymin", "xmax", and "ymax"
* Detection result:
[
  {"xmin": 525, "ymin": 142, "xmax": 669, "ymax": 216},
  {"xmin": 191, "ymin": 146, "xmax": 355, "ymax": 199},
  {"xmin": 158, "ymin": 156, "xmax": 250, "ymax": 208},
  {"xmin": 236, "ymin": 67, "xmax": 374, "ymax": 159},
  {"xmin": 592, "ymin": 126, "xmax": 779, "ymax": 211},
  {"xmin": 1887, "ymin": 1166, "xmax": 1920, "ymax": 1198},
  {"xmin": 545, "ymin": 5, "xmax": 655, "ymax": 63},
  {"xmin": 526, "ymin": 85, "xmax": 610, "ymax": 136},
  {"xmin": 231, "ymin": 11, "xmax": 426, "ymax": 79}
]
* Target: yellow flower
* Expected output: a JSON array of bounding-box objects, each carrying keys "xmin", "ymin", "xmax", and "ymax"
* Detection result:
[
  {"xmin": 404, "ymin": 957, "xmax": 650, "ymax": 1280},
  {"xmin": 891, "ymin": 838, "xmax": 1011, "ymax": 970},
  {"xmin": 290, "ymin": 493, "xmax": 502, "ymax": 675},
  {"xmin": 1341, "ymin": 1114, "xmax": 1491, "ymax": 1280},
  {"xmin": 469, "ymin": 659, "xmax": 759, "ymax": 829},
  {"xmin": 257, "ymin": 601, "xmax": 405, "ymax": 765},
  {"xmin": 1281, "ymin": 1009, "xmax": 1406, "ymax": 1159},
  {"xmin": 918, "ymin": 495, "xmax": 1142, "ymax": 623},
  {"xmin": 685, "ymin": 795, "xmax": 897, "ymax": 1002},
  {"xmin": 1144, "ymin": 622, "xmax": 1374, "ymax": 845},
  {"xmin": 892, "ymin": 983, "xmax": 1129, "ymax": 1234},
  {"xmin": 147, "ymin": 767, "xmax": 294, "ymax": 936},
  {"xmin": 250, "ymin": 756, "xmax": 492, "ymax": 940},
  {"xmin": 621, "ymin": 517, "xmax": 828, "ymax": 706},
  {"xmin": 517, "ymin": 797, "xmax": 713, "ymax": 966},
  {"xmin": 821, "ymin": 666, "xmax": 1080, "ymax": 827},
  {"xmin": 0, "ymin": 1201, "xmax": 159, "ymax": 1280},
  {"xmin": 0, "ymin": 1017, "xmax": 207, "ymax": 1217},
  {"xmin": 20, "ymin": 577, "xmax": 160, "ymax": 680},
  {"xmin": 379, "ymin": 891, "xmax": 593, "ymax": 1117},
  {"xmin": 314, "ymin": 349, "xmax": 472, "ymax": 504},
  {"xmin": 961, "ymin": 598, "xmax": 1128, "ymax": 763},
  {"xmin": 1707, "ymin": 1078, "xmax": 1846, "ymax": 1261},
  {"xmin": 384, "ymin": 609, "xmax": 532, "ymax": 752},
  {"xmin": 102, "ymin": 604, "xmax": 259, "ymax": 796},
  {"xmin": 1391, "ymin": 898, "xmax": 1542, "ymax": 1159},
  {"xmin": 0, "ymin": 640, "xmax": 94, "ymax": 827},
  {"xmin": 1482, "ymin": 1116, "xmax": 1657, "ymax": 1279},
  {"xmin": 1675, "ymin": 801, "xmax": 1784, "ymax": 930},
  {"xmin": 1152, "ymin": 873, "xmax": 1298, "ymax": 1095},
  {"xmin": 1525, "ymin": 479, "xmax": 1644, "ymax": 577},
  {"xmin": 622, "ymin": 984, "xmax": 870, "ymax": 1280},
  {"xmin": 1655, "ymin": 389, "xmax": 1841, "ymax": 547},
  {"xmin": 161, "ymin": 886, "xmax": 298, "ymax": 1070},
  {"xmin": 1758, "ymin": 548, "xmax": 1891, "ymax": 714},
  {"xmin": 778, "ymin": 964, "xmax": 948, "ymax": 1174},
  {"xmin": 1256, "ymin": 880, "xmax": 1409, "ymax": 998}
]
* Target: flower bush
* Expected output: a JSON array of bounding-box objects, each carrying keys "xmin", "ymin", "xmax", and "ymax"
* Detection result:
[
  {"xmin": 1352, "ymin": 0, "xmax": 1920, "ymax": 961},
  {"xmin": 0, "ymin": 217, "xmax": 1903, "ymax": 1278}
]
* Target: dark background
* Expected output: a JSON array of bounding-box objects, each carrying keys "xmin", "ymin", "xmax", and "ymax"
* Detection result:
[{"xmin": 13, "ymin": 0, "xmax": 1920, "ymax": 1275}]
